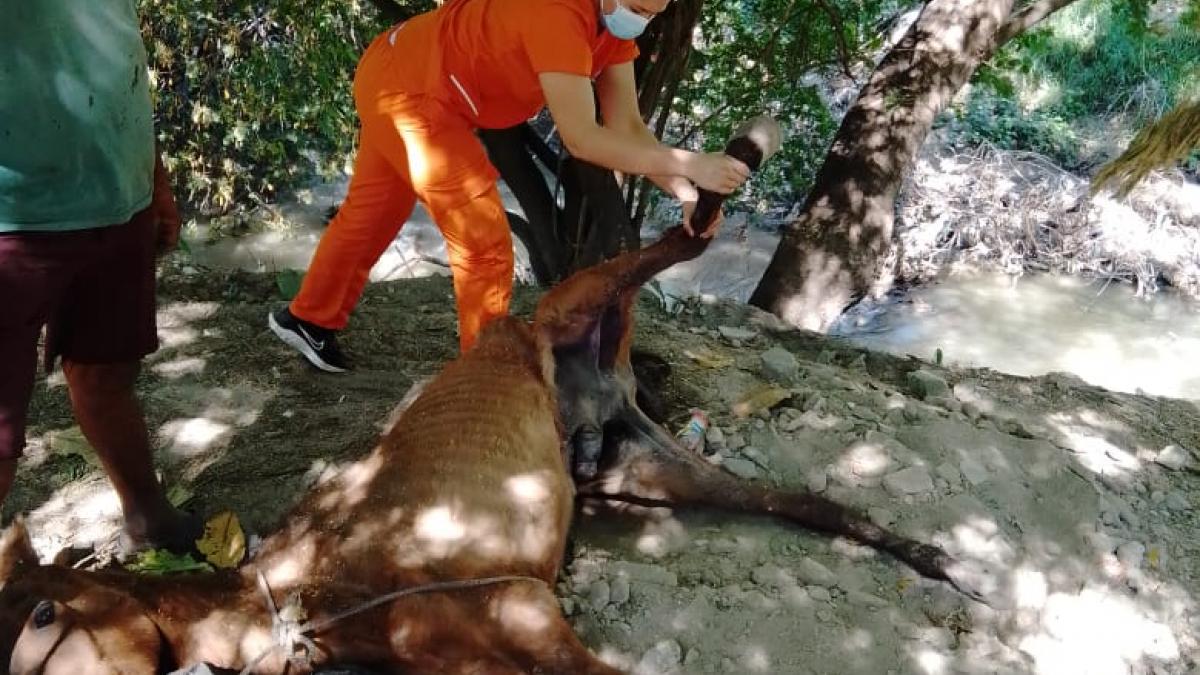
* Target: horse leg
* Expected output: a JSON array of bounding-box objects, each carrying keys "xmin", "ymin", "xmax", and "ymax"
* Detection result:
[
  {"xmin": 386, "ymin": 581, "xmax": 623, "ymax": 675},
  {"xmin": 580, "ymin": 406, "xmax": 995, "ymax": 604}
]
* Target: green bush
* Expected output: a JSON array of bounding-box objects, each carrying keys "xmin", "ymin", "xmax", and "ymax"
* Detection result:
[
  {"xmin": 958, "ymin": 0, "xmax": 1200, "ymax": 166},
  {"xmin": 140, "ymin": 0, "xmax": 430, "ymax": 214}
]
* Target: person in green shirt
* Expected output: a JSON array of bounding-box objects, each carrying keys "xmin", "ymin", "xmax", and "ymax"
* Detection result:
[{"xmin": 0, "ymin": 0, "xmax": 198, "ymax": 553}]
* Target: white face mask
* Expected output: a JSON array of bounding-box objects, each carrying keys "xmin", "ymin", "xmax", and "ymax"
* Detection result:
[{"xmin": 602, "ymin": 0, "xmax": 650, "ymax": 40}]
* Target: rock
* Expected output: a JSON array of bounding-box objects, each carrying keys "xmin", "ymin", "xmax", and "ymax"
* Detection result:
[
  {"xmin": 1165, "ymin": 491, "xmax": 1191, "ymax": 511},
  {"xmin": 610, "ymin": 576, "xmax": 631, "ymax": 605},
  {"xmin": 751, "ymin": 564, "xmax": 796, "ymax": 591},
  {"xmin": 722, "ymin": 457, "xmax": 759, "ymax": 480},
  {"xmin": 883, "ymin": 466, "xmax": 934, "ymax": 496},
  {"xmin": 560, "ymin": 597, "xmax": 576, "ymax": 616},
  {"xmin": 742, "ymin": 446, "xmax": 769, "ymax": 468},
  {"xmin": 718, "ymin": 326, "xmax": 757, "ymax": 342},
  {"xmin": 846, "ymin": 591, "xmax": 888, "ymax": 608},
  {"xmin": 926, "ymin": 396, "xmax": 961, "ymax": 413},
  {"xmin": 868, "ymin": 507, "xmax": 896, "ymax": 527},
  {"xmin": 1116, "ymin": 541, "xmax": 1146, "ymax": 570},
  {"xmin": 760, "ymin": 347, "xmax": 799, "ymax": 383},
  {"xmin": 796, "ymin": 557, "xmax": 837, "ymax": 587},
  {"xmin": 807, "ymin": 585, "xmax": 832, "ymax": 602},
  {"xmin": 725, "ymin": 432, "xmax": 746, "ymax": 451},
  {"xmin": 1156, "ymin": 444, "xmax": 1194, "ymax": 471},
  {"xmin": 611, "ymin": 562, "xmax": 678, "ymax": 587},
  {"xmin": 588, "ymin": 580, "xmax": 611, "ymax": 610},
  {"xmin": 705, "ymin": 425, "xmax": 726, "ymax": 448},
  {"xmin": 935, "ymin": 461, "xmax": 963, "ymax": 486},
  {"xmin": 635, "ymin": 639, "xmax": 684, "ymax": 675},
  {"xmin": 959, "ymin": 457, "xmax": 990, "ymax": 486},
  {"xmin": 807, "ymin": 467, "xmax": 828, "ymax": 493},
  {"xmin": 906, "ymin": 370, "xmax": 950, "ymax": 400},
  {"xmin": 816, "ymin": 609, "xmax": 834, "ymax": 622}
]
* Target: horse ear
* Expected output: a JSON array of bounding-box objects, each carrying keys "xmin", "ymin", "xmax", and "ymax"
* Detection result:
[{"xmin": 0, "ymin": 518, "xmax": 38, "ymax": 585}]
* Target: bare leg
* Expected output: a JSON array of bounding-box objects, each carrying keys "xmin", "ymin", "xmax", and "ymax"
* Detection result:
[{"xmin": 62, "ymin": 360, "xmax": 197, "ymax": 551}]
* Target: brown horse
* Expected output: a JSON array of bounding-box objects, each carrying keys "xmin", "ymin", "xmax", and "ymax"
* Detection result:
[{"xmin": 0, "ymin": 118, "xmax": 987, "ymax": 675}]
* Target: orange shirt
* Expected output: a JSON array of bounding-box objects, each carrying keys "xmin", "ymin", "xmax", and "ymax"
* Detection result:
[{"xmin": 414, "ymin": 0, "xmax": 639, "ymax": 129}]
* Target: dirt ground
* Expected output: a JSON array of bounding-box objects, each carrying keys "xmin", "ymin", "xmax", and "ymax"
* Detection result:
[{"xmin": 14, "ymin": 261, "xmax": 1200, "ymax": 675}]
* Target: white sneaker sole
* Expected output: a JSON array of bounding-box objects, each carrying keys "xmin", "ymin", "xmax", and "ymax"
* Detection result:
[{"xmin": 268, "ymin": 312, "xmax": 347, "ymax": 373}]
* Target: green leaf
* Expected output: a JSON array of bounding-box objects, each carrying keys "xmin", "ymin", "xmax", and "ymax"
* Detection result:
[
  {"xmin": 275, "ymin": 268, "xmax": 305, "ymax": 300},
  {"xmin": 125, "ymin": 549, "xmax": 214, "ymax": 576}
]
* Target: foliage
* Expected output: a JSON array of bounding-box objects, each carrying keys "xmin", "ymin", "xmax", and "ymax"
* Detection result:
[
  {"xmin": 653, "ymin": 0, "xmax": 904, "ymax": 220},
  {"xmin": 956, "ymin": 0, "xmax": 1200, "ymax": 167},
  {"xmin": 140, "ymin": 0, "xmax": 430, "ymax": 214}
]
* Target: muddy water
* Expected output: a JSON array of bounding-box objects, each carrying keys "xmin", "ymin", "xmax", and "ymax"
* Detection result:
[{"xmin": 830, "ymin": 271, "xmax": 1200, "ymax": 400}]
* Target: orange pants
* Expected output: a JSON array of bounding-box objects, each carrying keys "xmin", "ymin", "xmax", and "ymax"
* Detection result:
[{"xmin": 290, "ymin": 25, "xmax": 513, "ymax": 352}]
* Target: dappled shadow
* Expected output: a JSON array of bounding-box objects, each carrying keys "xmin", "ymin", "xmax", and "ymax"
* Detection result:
[{"xmin": 12, "ymin": 268, "xmax": 1200, "ymax": 673}]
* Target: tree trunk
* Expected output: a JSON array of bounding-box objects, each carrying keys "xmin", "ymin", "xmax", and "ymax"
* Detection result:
[{"xmin": 749, "ymin": 0, "xmax": 1073, "ymax": 331}]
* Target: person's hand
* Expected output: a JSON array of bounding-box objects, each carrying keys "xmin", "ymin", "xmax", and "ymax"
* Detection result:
[
  {"xmin": 683, "ymin": 152, "xmax": 750, "ymax": 195},
  {"xmin": 681, "ymin": 200, "xmax": 724, "ymax": 239},
  {"xmin": 151, "ymin": 155, "xmax": 181, "ymax": 256}
]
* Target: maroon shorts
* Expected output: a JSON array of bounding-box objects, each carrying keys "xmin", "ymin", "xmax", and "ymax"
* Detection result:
[{"xmin": 0, "ymin": 208, "xmax": 159, "ymax": 460}]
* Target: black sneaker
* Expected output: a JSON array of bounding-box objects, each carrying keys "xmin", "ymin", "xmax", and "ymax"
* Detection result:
[{"xmin": 268, "ymin": 307, "xmax": 349, "ymax": 373}]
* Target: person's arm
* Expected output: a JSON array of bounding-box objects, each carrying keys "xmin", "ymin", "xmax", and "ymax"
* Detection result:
[
  {"xmin": 539, "ymin": 69, "xmax": 749, "ymax": 197},
  {"xmin": 593, "ymin": 62, "xmax": 726, "ymax": 236}
]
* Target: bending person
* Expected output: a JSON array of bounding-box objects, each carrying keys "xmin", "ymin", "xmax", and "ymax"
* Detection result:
[{"xmin": 269, "ymin": 0, "xmax": 749, "ymax": 371}]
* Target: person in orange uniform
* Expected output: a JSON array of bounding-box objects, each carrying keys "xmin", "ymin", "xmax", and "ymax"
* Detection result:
[{"xmin": 269, "ymin": 0, "xmax": 750, "ymax": 372}]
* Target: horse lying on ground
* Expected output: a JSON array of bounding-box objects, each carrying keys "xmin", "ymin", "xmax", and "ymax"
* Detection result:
[{"xmin": 0, "ymin": 117, "xmax": 987, "ymax": 674}]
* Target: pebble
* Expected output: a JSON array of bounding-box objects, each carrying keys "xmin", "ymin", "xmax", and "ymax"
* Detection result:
[
  {"xmin": 883, "ymin": 466, "xmax": 934, "ymax": 496},
  {"xmin": 807, "ymin": 467, "xmax": 829, "ymax": 493},
  {"xmin": 1164, "ymin": 491, "xmax": 1191, "ymax": 511},
  {"xmin": 807, "ymin": 585, "xmax": 832, "ymax": 602},
  {"xmin": 868, "ymin": 507, "xmax": 896, "ymax": 527},
  {"xmin": 906, "ymin": 370, "xmax": 950, "ymax": 400},
  {"xmin": 796, "ymin": 557, "xmax": 837, "ymax": 587},
  {"xmin": 610, "ymin": 576, "xmax": 631, "ymax": 605},
  {"xmin": 760, "ymin": 347, "xmax": 800, "ymax": 383},
  {"xmin": 846, "ymin": 591, "xmax": 889, "ymax": 608},
  {"xmin": 935, "ymin": 461, "xmax": 963, "ymax": 486},
  {"xmin": 816, "ymin": 609, "xmax": 834, "ymax": 622},
  {"xmin": 635, "ymin": 639, "xmax": 683, "ymax": 675},
  {"xmin": 718, "ymin": 326, "xmax": 757, "ymax": 342},
  {"xmin": 705, "ymin": 425, "xmax": 726, "ymax": 448},
  {"xmin": 588, "ymin": 580, "xmax": 611, "ymax": 610},
  {"xmin": 725, "ymin": 432, "xmax": 746, "ymax": 451},
  {"xmin": 1116, "ymin": 541, "xmax": 1146, "ymax": 570},
  {"xmin": 751, "ymin": 564, "xmax": 796, "ymax": 591}
]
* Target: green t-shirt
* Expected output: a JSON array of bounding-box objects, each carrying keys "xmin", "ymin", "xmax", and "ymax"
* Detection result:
[{"xmin": 0, "ymin": 0, "xmax": 155, "ymax": 232}]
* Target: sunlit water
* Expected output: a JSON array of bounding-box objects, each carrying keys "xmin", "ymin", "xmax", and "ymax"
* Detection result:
[
  {"xmin": 830, "ymin": 271, "xmax": 1200, "ymax": 400},
  {"xmin": 183, "ymin": 180, "xmax": 1200, "ymax": 400}
]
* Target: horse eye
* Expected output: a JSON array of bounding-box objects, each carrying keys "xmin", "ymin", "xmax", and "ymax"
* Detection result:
[{"xmin": 32, "ymin": 600, "xmax": 55, "ymax": 629}]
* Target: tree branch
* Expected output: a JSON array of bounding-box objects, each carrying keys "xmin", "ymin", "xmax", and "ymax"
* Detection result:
[{"xmin": 993, "ymin": 0, "xmax": 1081, "ymax": 49}]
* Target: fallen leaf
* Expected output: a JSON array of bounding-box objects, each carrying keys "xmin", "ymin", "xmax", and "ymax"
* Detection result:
[
  {"xmin": 48, "ymin": 427, "xmax": 101, "ymax": 467},
  {"xmin": 166, "ymin": 484, "xmax": 194, "ymax": 508},
  {"xmin": 732, "ymin": 384, "xmax": 791, "ymax": 418},
  {"xmin": 195, "ymin": 510, "xmax": 246, "ymax": 569}
]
